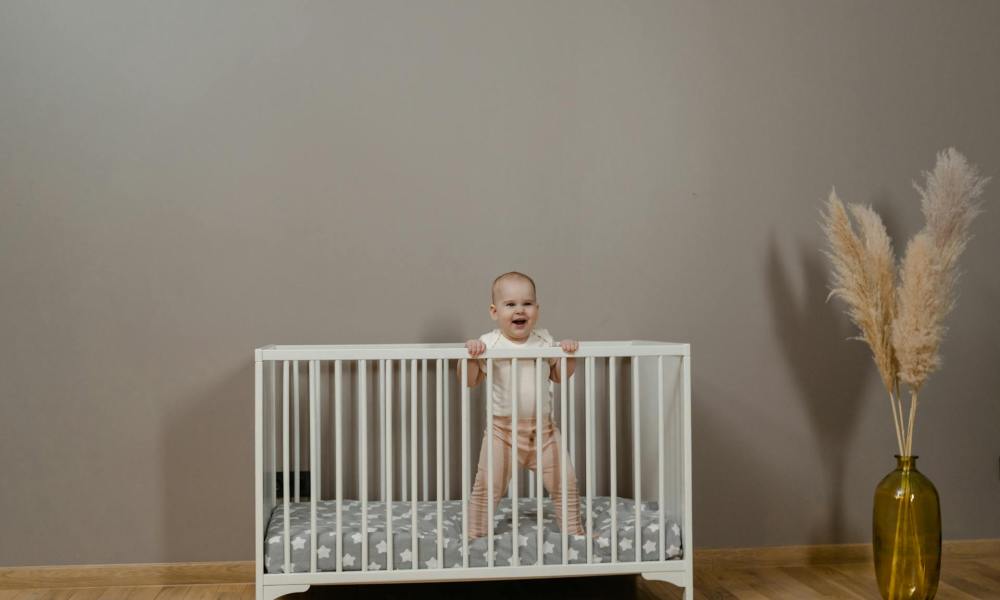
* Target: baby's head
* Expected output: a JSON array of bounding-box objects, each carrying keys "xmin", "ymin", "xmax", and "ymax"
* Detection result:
[{"xmin": 490, "ymin": 272, "xmax": 539, "ymax": 342}]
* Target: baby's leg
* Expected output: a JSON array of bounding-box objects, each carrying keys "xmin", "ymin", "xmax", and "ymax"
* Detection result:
[
  {"xmin": 535, "ymin": 420, "xmax": 585, "ymax": 536},
  {"xmin": 467, "ymin": 418, "xmax": 513, "ymax": 539}
]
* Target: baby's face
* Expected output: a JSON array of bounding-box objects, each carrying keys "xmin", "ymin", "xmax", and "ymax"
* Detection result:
[{"xmin": 490, "ymin": 278, "xmax": 539, "ymax": 342}]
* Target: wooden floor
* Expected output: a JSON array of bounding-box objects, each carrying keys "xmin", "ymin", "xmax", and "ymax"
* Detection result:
[{"xmin": 2, "ymin": 555, "xmax": 999, "ymax": 599}]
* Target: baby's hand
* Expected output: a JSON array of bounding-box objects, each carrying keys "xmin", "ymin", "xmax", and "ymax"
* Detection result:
[
  {"xmin": 559, "ymin": 339, "xmax": 579, "ymax": 353},
  {"xmin": 466, "ymin": 339, "xmax": 486, "ymax": 357}
]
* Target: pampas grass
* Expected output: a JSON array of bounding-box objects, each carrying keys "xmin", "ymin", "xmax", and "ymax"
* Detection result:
[{"xmin": 821, "ymin": 148, "xmax": 989, "ymax": 456}]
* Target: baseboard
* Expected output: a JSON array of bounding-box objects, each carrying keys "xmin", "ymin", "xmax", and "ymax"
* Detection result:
[
  {"xmin": 694, "ymin": 538, "xmax": 1000, "ymax": 569},
  {"xmin": 0, "ymin": 560, "xmax": 253, "ymax": 590},
  {"xmin": 2, "ymin": 539, "xmax": 997, "ymax": 589}
]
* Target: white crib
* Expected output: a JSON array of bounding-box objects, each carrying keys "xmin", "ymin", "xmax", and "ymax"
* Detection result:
[{"xmin": 254, "ymin": 341, "xmax": 692, "ymax": 600}]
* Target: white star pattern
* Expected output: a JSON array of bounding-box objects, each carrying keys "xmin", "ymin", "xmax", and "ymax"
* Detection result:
[
  {"xmin": 543, "ymin": 541, "xmax": 555, "ymax": 554},
  {"xmin": 376, "ymin": 540, "xmax": 387, "ymax": 554},
  {"xmin": 620, "ymin": 538, "xmax": 632, "ymax": 551},
  {"xmin": 291, "ymin": 537, "xmax": 306, "ymax": 550},
  {"xmin": 342, "ymin": 553, "xmax": 356, "ymax": 567},
  {"xmin": 568, "ymin": 548, "xmax": 579, "ymax": 561},
  {"xmin": 667, "ymin": 544, "xmax": 680, "ymax": 556},
  {"xmin": 443, "ymin": 537, "xmax": 451, "ymax": 548},
  {"xmin": 596, "ymin": 536, "xmax": 610, "ymax": 548},
  {"xmin": 647, "ymin": 523, "xmax": 659, "ymax": 532},
  {"xmin": 518, "ymin": 534, "xmax": 529, "ymax": 547},
  {"xmin": 368, "ymin": 562, "xmax": 382, "ymax": 570},
  {"xmin": 672, "ymin": 523, "xmax": 681, "ymax": 536},
  {"xmin": 400, "ymin": 549, "xmax": 412, "ymax": 564},
  {"xmin": 351, "ymin": 532, "xmax": 362, "ymax": 544},
  {"xmin": 425, "ymin": 557, "xmax": 439, "ymax": 569},
  {"xmin": 268, "ymin": 535, "xmax": 281, "ymax": 545},
  {"xmin": 317, "ymin": 545, "xmax": 331, "ymax": 559},
  {"xmin": 643, "ymin": 540, "xmax": 657, "ymax": 555}
]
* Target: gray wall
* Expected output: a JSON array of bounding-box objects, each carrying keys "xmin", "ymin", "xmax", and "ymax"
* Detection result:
[{"xmin": 1, "ymin": 0, "xmax": 998, "ymax": 566}]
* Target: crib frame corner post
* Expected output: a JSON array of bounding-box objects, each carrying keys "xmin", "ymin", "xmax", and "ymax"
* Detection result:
[
  {"xmin": 254, "ymin": 353, "xmax": 265, "ymax": 586},
  {"xmin": 681, "ymin": 349, "xmax": 694, "ymax": 581}
]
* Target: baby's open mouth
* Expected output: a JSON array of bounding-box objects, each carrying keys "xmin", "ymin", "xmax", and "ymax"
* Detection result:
[{"xmin": 512, "ymin": 318, "xmax": 527, "ymax": 326}]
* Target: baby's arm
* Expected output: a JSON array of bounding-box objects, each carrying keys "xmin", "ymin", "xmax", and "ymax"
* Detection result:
[
  {"xmin": 461, "ymin": 340, "xmax": 486, "ymax": 387},
  {"xmin": 549, "ymin": 339, "xmax": 578, "ymax": 383}
]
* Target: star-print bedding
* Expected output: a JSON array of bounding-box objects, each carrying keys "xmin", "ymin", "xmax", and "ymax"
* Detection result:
[{"xmin": 264, "ymin": 496, "xmax": 682, "ymax": 573}]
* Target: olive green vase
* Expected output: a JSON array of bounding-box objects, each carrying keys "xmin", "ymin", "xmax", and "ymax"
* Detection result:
[{"xmin": 872, "ymin": 455, "xmax": 941, "ymax": 600}]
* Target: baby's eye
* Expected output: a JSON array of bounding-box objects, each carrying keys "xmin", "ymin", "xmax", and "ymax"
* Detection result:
[{"xmin": 506, "ymin": 303, "xmax": 515, "ymax": 307}]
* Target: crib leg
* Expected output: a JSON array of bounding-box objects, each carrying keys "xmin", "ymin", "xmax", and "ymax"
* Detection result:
[
  {"xmin": 640, "ymin": 571, "xmax": 692, "ymax": 599},
  {"xmin": 258, "ymin": 583, "xmax": 310, "ymax": 600}
]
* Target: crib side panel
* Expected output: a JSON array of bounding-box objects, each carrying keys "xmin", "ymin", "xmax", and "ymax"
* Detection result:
[
  {"xmin": 261, "ymin": 360, "xmax": 277, "ymax": 544},
  {"xmin": 255, "ymin": 344, "xmax": 691, "ymax": 584}
]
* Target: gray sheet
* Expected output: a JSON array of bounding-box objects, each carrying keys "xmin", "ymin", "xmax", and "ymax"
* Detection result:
[{"xmin": 264, "ymin": 496, "xmax": 682, "ymax": 573}]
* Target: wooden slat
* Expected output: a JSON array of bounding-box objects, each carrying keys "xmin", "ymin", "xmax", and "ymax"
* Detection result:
[
  {"xmin": 0, "ymin": 563, "xmax": 252, "ymax": 590},
  {"xmin": 214, "ymin": 583, "xmax": 253, "ymax": 600},
  {"xmin": 151, "ymin": 586, "xmax": 189, "ymax": 600},
  {"xmin": 66, "ymin": 589, "xmax": 105, "ymax": 600},
  {"xmin": 97, "ymin": 587, "xmax": 162, "ymax": 600},
  {"xmin": 180, "ymin": 585, "xmax": 224, "ymax": 600},
  {"xmin": 6, "ymin": 558, "xmax": 1000, "ymax": 600},
  {"xmin": 696, "ymin": 539, "xmax": 1000, "ymax": 569},
  {"xmin": 6, "ymin": 590, "xmax": 76, "ymax": 600},
  {"xmin": 780, "ymin": 565, "xmax": 857, "ymax": 597},
  {"xmin": 4, "ymin": 540, "xmax": 998, "ymax": 598}
]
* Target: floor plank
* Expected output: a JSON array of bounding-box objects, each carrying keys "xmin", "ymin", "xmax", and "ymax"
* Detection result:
[
  {"xmin": 9, "ymin": 590, "xmax": 76, "ymax": 600},
  {"xmin": 95, "ymin": 587, "xmax": 160, "ymax": 600},
  {"xmin": 151, "ymin": 588, "xmax": 190, "ymax": 600},
  {"xmin": 8, "ymin": 551, "xmax": 1000, "ymax": 599},
  {"xmin": 213, "ymin": 584, "xmax": 252, "ymax": 600}
]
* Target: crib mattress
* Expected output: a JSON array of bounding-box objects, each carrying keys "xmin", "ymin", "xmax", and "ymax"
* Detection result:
[{"xmin": 264, "ymin": 496, "xmax": 682, "ymax": 573}]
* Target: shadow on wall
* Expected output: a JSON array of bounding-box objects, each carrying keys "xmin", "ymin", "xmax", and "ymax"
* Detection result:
[
  {"xmin": 765, "ymin": 234, "xmax": 871, "ymax": 545},
  {"xmin": 692, "ymin": 376, "xmax": 802, "ymax": 548},
  {"xmin": 163, "ymin": 360, "xmax": 254, "ymax": 562}
]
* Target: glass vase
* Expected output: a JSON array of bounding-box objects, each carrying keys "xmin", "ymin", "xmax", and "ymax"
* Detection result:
[{"xmin": 872, "ymin": 455, "xmax": 941, "ymax": 600}]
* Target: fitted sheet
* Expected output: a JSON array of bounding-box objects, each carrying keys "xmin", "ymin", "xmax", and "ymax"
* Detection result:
[{"xmin": 264, "ymin": 496, "xmax": 682, "ymax": 573}]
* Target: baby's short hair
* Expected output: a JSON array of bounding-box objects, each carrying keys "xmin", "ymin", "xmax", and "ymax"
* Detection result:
[{"xmin": 491, "ymin": 272, "xmax": 536, "ymax": 304}]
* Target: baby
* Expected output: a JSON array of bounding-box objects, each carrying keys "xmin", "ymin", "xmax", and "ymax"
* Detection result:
[{"xmin": 463, "ymin": 271, "xmax": 585, "ymax": 539}]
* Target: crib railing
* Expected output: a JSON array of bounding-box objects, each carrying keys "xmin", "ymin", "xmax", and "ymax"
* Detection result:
[{"xmin": 255, "ymin": 341, "xmax": 691, "ymax": 583}]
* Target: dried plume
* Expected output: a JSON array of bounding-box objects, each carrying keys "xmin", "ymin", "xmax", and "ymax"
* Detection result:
[
  {"xmin": 821, "ymin": 191, "xmax": 898, "ymax": 394},
  {"xmin": 893, "ymin": 232, "xmax": 947, "ymax": 388},
  {"xmin": 916, "ymin": 148, "xmax": 989, "ymax": 271},
  {"xmin": 893, "ymin": 148, "xmax": 990, "ymax": 389},
  {"xmin": 822, "ymin": 149, "xmax": 989, "ymax": 455}
]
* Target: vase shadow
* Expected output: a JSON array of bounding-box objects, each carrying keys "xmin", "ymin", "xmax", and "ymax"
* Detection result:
[{"xmin": 766, "ymin": 234, "xmax": 871, "ymax": 545}]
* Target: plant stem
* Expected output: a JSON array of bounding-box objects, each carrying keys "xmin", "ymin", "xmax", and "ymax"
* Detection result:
[
  {"xmin": 905, "ymin": 389, "xmax": 920, "ymax": 457},
  {"xmin": 888, "ymin": 390, "xmax": 904, "ymax": 456},
  {"xmin": 887, "ymin": 474, "xmax": 907, "ymax": 599}
]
